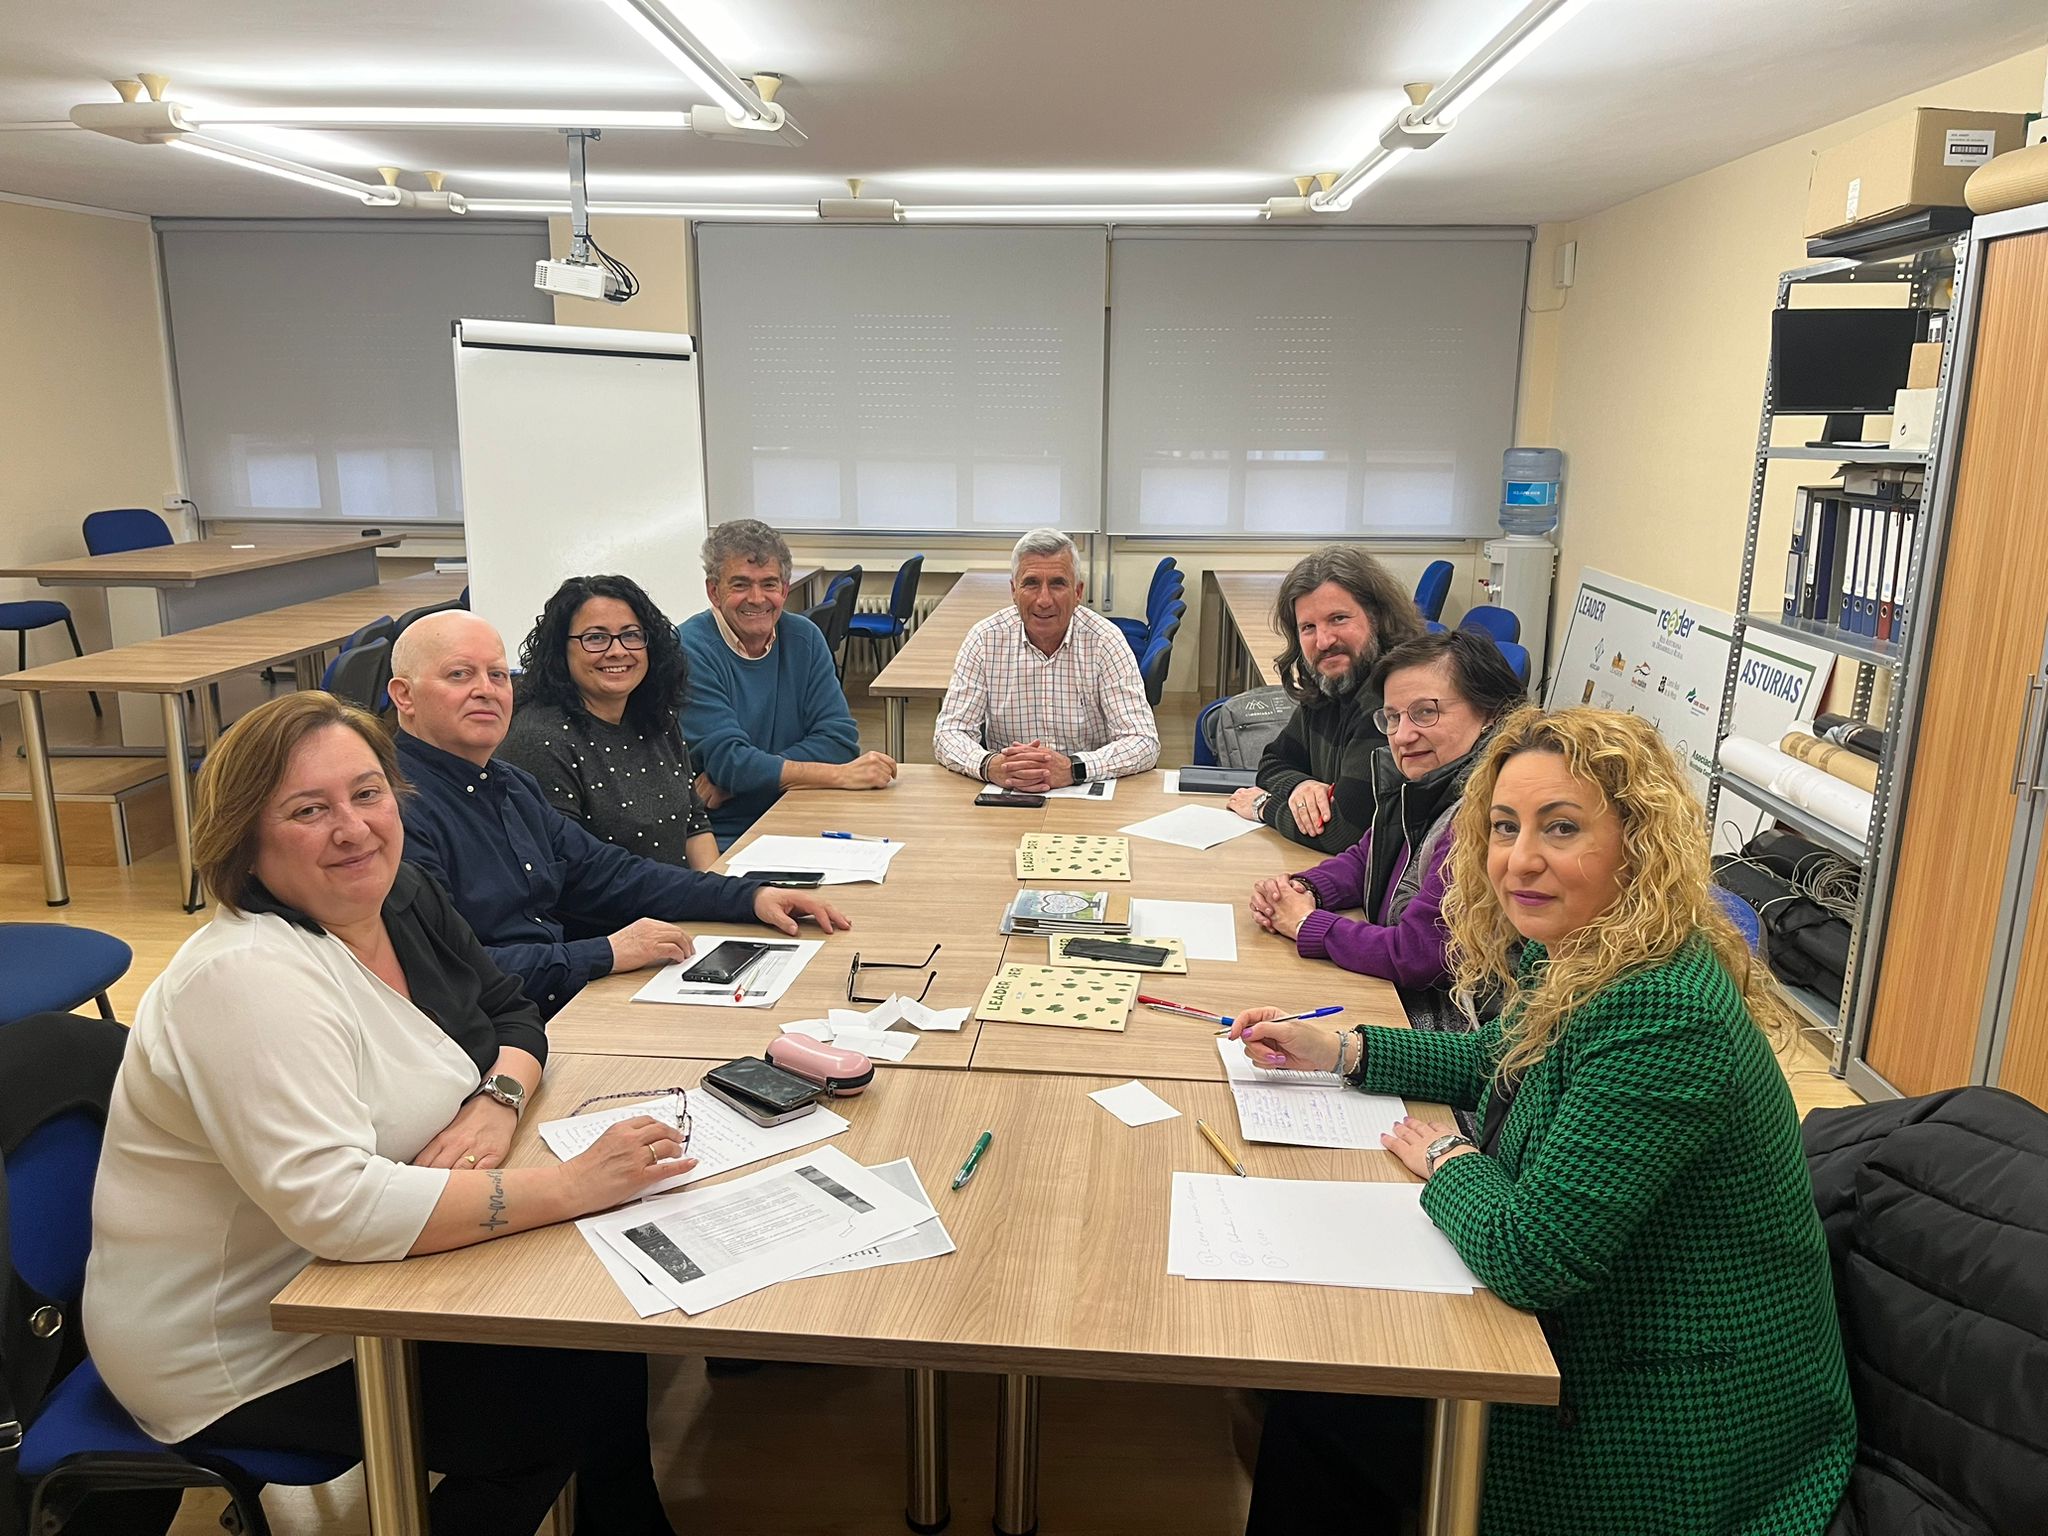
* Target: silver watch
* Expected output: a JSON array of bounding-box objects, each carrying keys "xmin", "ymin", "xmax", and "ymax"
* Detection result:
[
  {"xmin": 475, "ymin": 1073, "xmax": 526, "ymax": 1117},
  {"xmin": 1424, "ymin": 1131, "xmax": 1474, "ymax": 1176}
]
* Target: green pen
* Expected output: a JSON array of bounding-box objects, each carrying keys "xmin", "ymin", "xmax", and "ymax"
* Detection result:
[{"xmin": 951, "ymin": 1130, "xmax": 993, "ymax": 1191}]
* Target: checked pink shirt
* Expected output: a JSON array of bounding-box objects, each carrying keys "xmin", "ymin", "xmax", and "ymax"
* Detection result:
[{"xmin": 932, "ymin": 604, "xmax": 1160, "ymax": 780}]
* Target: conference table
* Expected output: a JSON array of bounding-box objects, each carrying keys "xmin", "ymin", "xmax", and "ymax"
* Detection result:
[
  {"xmin": 868, "ymin": 571, "xmax": 1015, "ymax": 760},
  {"xmin": 273, "ymin": 768, "xmax": 1557, "ymax": 1536},
  {"xmin": 0, "ymin": 571, "xmax": 463, "ymax": 910},
  {"xmin": 1203, "ymin": 572, "xmax": 1283, "ymax": 695},
  {"xmin": 0, "ymin": 532, "xmax": 405, "ymax": 745}
]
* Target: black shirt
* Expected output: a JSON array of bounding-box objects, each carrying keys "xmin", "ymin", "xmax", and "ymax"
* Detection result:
[{"xmin": 500, "ymin": 701, "xmax": 712, "ymax": 869}]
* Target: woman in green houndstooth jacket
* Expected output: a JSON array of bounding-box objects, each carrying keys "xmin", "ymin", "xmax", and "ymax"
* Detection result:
[{"xmin": 1230, "ymin": 707, "xmax": 1855, "ymax": 1536}]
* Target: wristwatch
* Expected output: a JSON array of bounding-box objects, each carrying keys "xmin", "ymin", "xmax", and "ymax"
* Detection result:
[
  {"xmin": 474, "ymin": 1074, "xmax": 527, "ymax": 1117},
  {"xmin": 1424, "ymin": 1132, "xmax": 1475, "ymax": 1176},
  {"xmin": 1067, "ymin": 754, "xmax": 1089, "ymax": 785},
  {"xmin": 1253, "ymin": 790, "xmax": 1273, "ymax": 817}
]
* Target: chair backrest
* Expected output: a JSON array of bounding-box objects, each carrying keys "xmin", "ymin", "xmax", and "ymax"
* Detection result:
[
  {"xmin": 1191, "ymin": 698, "xmax": 1229, "ymax": 768},
  {"xmin": 1144, "ymin": 558, "xmax": 1180, "ymax": 613},
  {"xmin": 323, "ymin": 617, "xmax": 396, "ymax": 692},
  {"xmin": 393, "ymin": 600, "xmax": 462, "ymax": 638},
  {"xmin": 1414, "ymin": 559, "xmax": 1454, "ymax": 622},
  {"xmin": 887, "ymin": 555, "xmax": 926, "ymax": 623},
  {"xmin": 1495, "ymin": 638, "xmax": 1531, "ymax": 688},
  {"xmin": 1711, "ymin": 885, "xmax": 1761, "ymax": 950},
  {"xmin": 826, "ymin": 571, "xmax": 860, "ymax": 648},
  {"xmin": 1141, "ymin": 632, "xmax": 1175, "ymax": 708},
  {"xmin": 328, "ymin": 638, "xmax": 392, "ymax": 713},
  {"xmin": 1805, "ymin": 1087, "xmax": 2048, "ymax": 1536},
  {"xmin": 801, "ymin": 599, "xmax": 836, "ymax": 637},
  {"xmin": 6, "ymin": 1112, "xmax": 101, "ymax": 1308},
  {"xmin": 1205, "ymin": 684, "xmax": 1294, "ymax": 770},
  {"xmin": 1147, "ymin": 571, "xmax": 1188, "ymax": 628},
  {"xmin": 1459, "ymin": 604, "xmax": 1522, "ymax": 644},
  {"xmin": 81, "ymin": 509, "xmax": 173, "ymax": 557}
]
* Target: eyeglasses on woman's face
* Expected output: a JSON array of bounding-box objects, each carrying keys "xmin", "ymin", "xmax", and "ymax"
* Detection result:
[
  {"xmin": 1373, "ymin": 699, "xmax": 1444, "ymax": 732},
  {"xmin": 572, "ymin": 627, "xmax": 649, "ymax": 654}
]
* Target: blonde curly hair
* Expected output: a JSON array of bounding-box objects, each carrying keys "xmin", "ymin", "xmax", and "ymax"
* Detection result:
[{"xmin": 1440, "ymin": 706, "xmax": 1790, "ymax": 1082}]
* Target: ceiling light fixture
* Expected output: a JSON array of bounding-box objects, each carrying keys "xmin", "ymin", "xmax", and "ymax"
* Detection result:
[
  {"xmin": 462, "ymin": 198, "xmax": 817, "ymax": 219},
  {"xmin": 593, "ymin": 0, "xmax": 772, "ymax": 122},
  {"xmin": 1310, "ymin": 0, "xmax": 1595, "ymax": 212},
  {"xmin": 167, "ymin": 135, "xmax": 404, "ymax": 204},
  {"xmin": 180, "ymin": 104, "xmax": 697, "ymax": 131},
  {"xmin": 903, "ymin": 203, "xmax": 1265, "ymax": 223}
]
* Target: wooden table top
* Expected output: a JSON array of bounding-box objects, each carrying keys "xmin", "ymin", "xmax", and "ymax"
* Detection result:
[
  {"xmin": 0, "ymin": 533, "xmax": 404, "ymax": 585},
  {"xmin": 544, "ymin": 764, "xmax": 1032, "ymax": 1067},
  {"xmin": 0, "ymin": 572, "xmax": 463, "ymax": 694},
  {"xmin": 868, "ymin": 571, "xmax": 1015, "ymax": 700},
  {"xmin": 1211, "ymin": 571, "xmax": 1285, "ymax": 688},
  {"xmin": 272, "ymin": 1051, "xmax": 1557, "ymax": 1404}
]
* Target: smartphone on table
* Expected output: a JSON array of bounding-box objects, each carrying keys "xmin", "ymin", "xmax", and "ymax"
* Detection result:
[
  {"xmin": 702, "ymin": 1057, "xmax": 821, "ymax": 1125},
  {"xmin": 678, "ymin": 940, "xmax": 777, "ymax": 987}
]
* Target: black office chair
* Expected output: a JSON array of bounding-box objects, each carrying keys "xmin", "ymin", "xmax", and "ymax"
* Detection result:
[
  {"xmin": 393, "ymin": 600, "xmax": 463, "ymax": 638},
  {"xmin": 328, "ymin": 638, "xmax": 392, "ymax": 713}
]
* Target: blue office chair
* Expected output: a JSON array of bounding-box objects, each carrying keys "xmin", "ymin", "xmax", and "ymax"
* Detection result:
[
  {"xmin": 1191, "ymin": 698, "xmax": 1228, "ymax": 768},
  {"xmin": 1495, "ymin": 639, "xmax": 1531, "ymax": 688},
  {"xmin": 81, "ymin": 508, "xmax": 174, "ymax": 556},
  {"xmin": 1459, "ymin": 605, "xmax": 1522, "ymax": 644},
  {"xmin": 0, "ymin": 925, "xmax": 132, "ymax": 1025},
  {"xmin": 1139, "ymin": 601, "xmax": 1186, "ymax": 708},
  {"xmin": 320, "ymin": 616, "xmax": 394, "ymax": 691},
  {"xmin": 1111, "ymin": 558, "xmax": 1181, "ymax": 655},
  {"xmin": 328, "ymin": 637, "xmax": 392, "ymax": 714},
  {"xmin": 1712, "ymin": 886, "xmax": 1762, "ymax": 951},
  {"xmin": 846, "ymin": 554, "xmax": 924, "ymax": 675},
  {"xmin": 0, "ymin": 601, "xmax": 101, "ymax": 717},
  {"xmin": 12, "ymin": 1107, "xmax": 355, "ymax": 1536},
  {"xmin": 1413, "ymin": 560, "xmax": 1453, "ymax": 623}
]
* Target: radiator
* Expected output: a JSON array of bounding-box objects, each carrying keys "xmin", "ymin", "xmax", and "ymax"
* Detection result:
[{"xmin": 853, "ymin": 594, "xmax": 943, "ymax": 632}]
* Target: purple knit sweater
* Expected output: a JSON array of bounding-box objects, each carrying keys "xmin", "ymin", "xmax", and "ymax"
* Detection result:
[{"xmin": 1290, "ymin": 829, "xmax": 1453, "ymax": 989}]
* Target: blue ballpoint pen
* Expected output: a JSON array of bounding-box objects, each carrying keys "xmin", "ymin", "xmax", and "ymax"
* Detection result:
[
  {"xmin": 823, "ymin": 831, "xmax": 892, "ymax": 842},
  {"xmin": 1215, "ymin": 1004, "xmax": 1345, "ymax": 1032}
]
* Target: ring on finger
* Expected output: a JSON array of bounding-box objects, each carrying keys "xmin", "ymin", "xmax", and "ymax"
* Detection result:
[{"xmin": 463, "ymin": 1153, "xmax": 478, "ymax": 1166}]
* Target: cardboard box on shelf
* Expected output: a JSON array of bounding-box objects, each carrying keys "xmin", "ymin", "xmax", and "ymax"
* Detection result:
[
  {"xmin": 1890, "ymin": 389, "xmax": 1938, "ymax": 454},
  {"xmin": 1906, "ymin": 341, "xmax": 1943, "ymax": 390},
  {"xmin": 1805, "ymin": 108, "xmax": 2029, "ymax": 238}
]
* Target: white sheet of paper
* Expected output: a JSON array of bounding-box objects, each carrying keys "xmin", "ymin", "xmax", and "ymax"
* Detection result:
[
  {"xmin": 900, "ymin": 997, "xmax": 970, "ymax": 1031},
  {"xmin": 538, "ymin": 1091, "xmax": 849, "ymax": 1195},
  {"xmin": 726, "ymin": 835, "xmax": 904, "ymax": 884},
  {"xmin": 1167, "ymin": 1173, "xmax": 1479, "ymax": 1293},
  {"xmin": 1088, "ymin": 1080, "xmax": 1181, "ymax": 1127},
  {"xmin": 1128, "ymin": 899, "xmax": 1238, "ymax": 962},
  {"xmin": 799, "ymin": 1159, "xmax": 955, "ymax": 1278},
  {"xmin": 589, "ymin": 1145, "xmax": 930, "ymax": 1314},
  {"xmin": 630, "ymin": 939, "xmax": 821, "ymax": 1008},
  {"xmin": 781, "ymin": 1019, "xmax": 835, "ymax": 1041},
  {"xmin": 1120, "ymin": 804, "xmax": 1266, "ymax": 851},
  {"xmin": 576, "ymin": 1222, "xmax": 673, "ymax": 1316},
  {"xmin": 1229, "ymin": 1084, "xmax": 1406, "ymax": 1149},
  {"xmin": 1162, "ymin": 770, "xmax": 1181, "ymax": 794},
  {"xmin": 1216, "ymin": 1035, "xmax": 1342, "ymax": 1088},
  {"xmin": 829, "ymin": 1025, "xmax": 919, "ymax": 1061},
  {"xmin": 1043, "ymin": 778, "xmax": 1117, "ymax": 800}
]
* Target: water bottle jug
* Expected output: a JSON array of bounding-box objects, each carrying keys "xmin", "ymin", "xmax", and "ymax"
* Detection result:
[{"xmin": 1500, "ymin": 447, "xmax": 1564, "ymax": 537}]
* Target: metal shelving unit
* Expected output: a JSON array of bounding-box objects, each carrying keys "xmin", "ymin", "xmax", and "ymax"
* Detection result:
[{"xmin": 1704, "ymin": 231, "xmax": 1976, "ymax": 1072}]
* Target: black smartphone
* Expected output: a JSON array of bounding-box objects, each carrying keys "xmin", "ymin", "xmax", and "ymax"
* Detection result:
[
  {"xmin": 1064, "ymin": 938, "xmax": 1173, "ymax": 967},
  {"xmin": 976, "ymin": 787, "xmax": 1047, "ymax": 808},
  {"xmin": 742, "ymin": 870, "xmax": 825, "ymax": 888},
  {"xmin": 703, "ymin": 1057, "xmax": 820, "ymax": 1124},
  {"xmin": 679, "ymin": 940, "xmax": 776, "ymax": 986}
]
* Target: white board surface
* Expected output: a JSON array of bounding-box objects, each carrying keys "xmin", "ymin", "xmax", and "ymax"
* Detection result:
[
  {"xmin": 1545, "ymin": 569, "xmax": 1835, "ymax": 854},
  {"xmin": 453, "ymin": 319, "xmax": 709, "ymax": 655}
]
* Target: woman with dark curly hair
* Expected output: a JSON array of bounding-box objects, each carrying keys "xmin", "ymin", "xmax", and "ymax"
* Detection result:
[{"xmin": 501, "ymin": 574, "xmax": 716, "ymax": 870}]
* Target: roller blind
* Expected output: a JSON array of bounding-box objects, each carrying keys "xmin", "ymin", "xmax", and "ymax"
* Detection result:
[
  {"xmin": 159, "ymin": 221, "xmax": 552, "ymax": 524},
  {"xmin": 696, "ymin": 225, "xmax": 1106, "ymax": 532},
  {"xmin": 1104, "ymin": 233, "xmax": 1527, "ymax": 538}
]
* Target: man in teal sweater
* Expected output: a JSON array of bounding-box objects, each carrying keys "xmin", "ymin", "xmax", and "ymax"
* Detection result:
[{"xmin": 679, "ymin": 520, "xmax": 897, "ymax": 846}]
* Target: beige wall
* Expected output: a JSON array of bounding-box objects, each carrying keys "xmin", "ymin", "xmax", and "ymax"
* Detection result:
[
  {"xmin": 0, "ymin": 197, "xmax": 182, "ymax": 682},
  {"xmin": 1535, "ymin": 45, "xmax": 2048, "ymax": 685},
  {"xmin": 546, "ymin": 215, "xmax": 694, "ymax": 333}
]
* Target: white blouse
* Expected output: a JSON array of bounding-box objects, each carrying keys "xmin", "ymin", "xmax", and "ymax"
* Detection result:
[{"xmin": 84, "ymin": 904, "xmax": 478, "ymax": 1442}]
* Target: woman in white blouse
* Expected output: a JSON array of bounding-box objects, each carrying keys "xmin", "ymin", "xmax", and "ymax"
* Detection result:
[{"xmin": 85, "ymin": 692, "xmax": 689, "ymax": 1534}]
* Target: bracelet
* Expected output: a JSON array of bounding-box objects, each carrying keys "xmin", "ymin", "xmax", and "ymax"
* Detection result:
[
  {"xmin": 1333, "ymin": 1029, "xmax": 1351, "ymax": 1078},
  {"xmin": 1343, "ymin": 1027, "xmax": 1370, "ymax": 1086}
]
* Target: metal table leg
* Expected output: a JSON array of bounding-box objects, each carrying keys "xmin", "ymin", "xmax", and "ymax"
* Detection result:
[
  {"xmin": 19, "ymin": 690, "xmax": 68, "ymax": 907},
  {"xmin": 296, "ymin": 653, "xmax": 321, "ymax": 691},
  {"xmin": 904, "ymin": 1368, "xmax": 950, "ymax": 1533},
  {"xmin": 1422, "ymin": 1398, "xmax": 1489, "ymax": 1536},
  {"xmin": 198, "ymin": 684, "xmax": 225, "ymax": 746},
  {"xmin": 161, "ymin": 695, "xmax": 203, "ymax": 914},
  {"xmin": 993, "ymin": 1373, "xmax": 1039, "ymax": 1536},
  {"xmin": 354, "ymin": 1337, "xmax": 429, "ymax": 1535},
  {"xmin": 886, "ymin": 696, "xmax": 906, "ymax": 762}
]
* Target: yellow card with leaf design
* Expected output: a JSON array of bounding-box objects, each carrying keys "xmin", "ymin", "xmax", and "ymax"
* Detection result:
[
  {"xmin": 1015, "ymin": 834, "xmax": 1131, "ymax": 881},
  {"xmin": 975, "ymin": 964, "xmax": 1137, "ymax": 1031}
]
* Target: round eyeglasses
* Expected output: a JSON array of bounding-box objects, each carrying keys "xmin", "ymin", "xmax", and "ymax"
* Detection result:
[
  {"xmin": 573, "ymin": 627, "xmax": 648, "ymax": 653},
  {"xmin": 1373, "ymin": 699, "xmax": 1445, "ymax": 732}
]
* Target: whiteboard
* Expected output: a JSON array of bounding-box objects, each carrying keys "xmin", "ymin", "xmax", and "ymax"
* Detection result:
[
  {"xmin": 453, "ymin": 319, "xmax": 709, "ymax": 658},
  {"xmin": 1544, "ymin": 568, "xmax": 1835, "ymax": 855}
]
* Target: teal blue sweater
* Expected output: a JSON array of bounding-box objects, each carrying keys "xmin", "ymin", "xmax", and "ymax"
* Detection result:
[{"xmin": 677, "ymin": 610, "xmax": 860, "ymax": 846}]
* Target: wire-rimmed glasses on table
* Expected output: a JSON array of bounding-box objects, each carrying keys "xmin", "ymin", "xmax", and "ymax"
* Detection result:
[
  {"xmin": 848, "ymin": 943, "xmax": 941, "ymax": 1004},
  {"xmin": 568, "ymin": 1087, "xmax": 693, "ymax": 1152}
]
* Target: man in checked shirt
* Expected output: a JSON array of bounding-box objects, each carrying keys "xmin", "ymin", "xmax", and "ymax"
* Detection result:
[{"xmin": 933, "ymin": 527, "xmax": 1161, "ymax": 792}]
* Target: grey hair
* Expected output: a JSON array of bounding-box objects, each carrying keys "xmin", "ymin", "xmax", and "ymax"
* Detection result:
[
  {"xmin": 1010, "ymin": 527, "xmax": 1078, "ymax": 578},
  {"xmin": 701, "ymin": 519, "xmax": 793, "ymax": 583}
]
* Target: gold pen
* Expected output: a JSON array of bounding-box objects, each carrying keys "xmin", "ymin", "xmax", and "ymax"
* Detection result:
[{"xmin": 1195, "ymin": 1117, "xmax": 1247, "ymax": 1178}]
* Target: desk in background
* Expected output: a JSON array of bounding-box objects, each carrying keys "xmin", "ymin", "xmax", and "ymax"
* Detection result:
[
  {"xmin": 868, "ymin": 571, "xmax": 1014, "ymax": 760},
  {"xmin": 1202, "ymin": 572, "xmax": 1283, "ymax": 697}
]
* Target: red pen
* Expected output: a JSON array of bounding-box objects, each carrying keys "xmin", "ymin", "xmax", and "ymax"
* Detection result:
[{"xmin": 1137, "ymin": 994, "xmax": 1225, "ymax": 1022}]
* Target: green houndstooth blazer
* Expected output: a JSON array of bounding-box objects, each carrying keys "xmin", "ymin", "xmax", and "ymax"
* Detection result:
[{"xmin": 1360, "ymin": 937, "xmax": 1856, "ymax": 1536}]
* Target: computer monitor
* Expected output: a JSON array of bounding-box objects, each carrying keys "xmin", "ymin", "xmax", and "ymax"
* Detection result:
[{"xmin": 1770, "ymin": 307, "xmax": 1924, "ymax": 444}]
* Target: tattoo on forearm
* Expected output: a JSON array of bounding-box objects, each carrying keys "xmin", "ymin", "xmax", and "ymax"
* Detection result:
[{"xmin": 480, "ymin": 1169, "xmax": 508, "ymax": 1232}]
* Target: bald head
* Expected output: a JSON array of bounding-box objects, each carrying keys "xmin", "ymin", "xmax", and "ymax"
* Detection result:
[{"xmin": 385, "ymin": 610, "xmax": 514, "ymax": 767}]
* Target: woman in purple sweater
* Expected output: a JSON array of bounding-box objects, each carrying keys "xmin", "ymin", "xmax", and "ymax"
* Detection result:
[{"xmin": 1249, "ymin": 629, "xmax": 1526, "ymax": 1031}]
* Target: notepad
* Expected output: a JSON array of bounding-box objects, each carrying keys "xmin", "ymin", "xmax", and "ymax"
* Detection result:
[
  {"xmin": 976, "ymin": 964, "xmax": 1137, "ymax": 1030},
  {"xmin": 1167, "ymin": 1174, "xmax": 1480, "ymax": 1293},
  {"xmin": 1016, "ymin": 834, "xmax": 1131, "ymax": 881}
]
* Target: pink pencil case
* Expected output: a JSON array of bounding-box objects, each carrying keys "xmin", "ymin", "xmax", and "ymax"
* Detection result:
[{"xmin": 765, "ymin": 1035, "xmax": 875, "ymax": 1097}]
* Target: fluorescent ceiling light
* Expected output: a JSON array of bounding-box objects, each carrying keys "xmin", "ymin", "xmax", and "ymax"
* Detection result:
[
  {"xmin": 594, "ymin": 0, "xmax": 765, "ymax": 121},
  {"xmin": 1313, "ymin": 144, "xmax": 1412, "ymax": 213},
  {"xmin": 452, "ymin": 169, "xmax": 828, "ymax": 193},
  {"xmin": 167, "ymin": 136, "xmax": 400, "ymax": 204},
  {"xmin": 904, "ymin": 204, "xmax": 1265, "ymax": 223},
  {"xmin": 463, "ymin": 198, "xmax": 816, "ymax": 219},
  {"xmin": 1414, "ymin": 0, "xmax": 1596, "ymax": 124},
  {"xmin": 885, "ymin": 169, "xmax": 1279, "ymax": 193},
  {"xmin": 182, "ymin": 104, "xmax": 696, "ymax": 131}
]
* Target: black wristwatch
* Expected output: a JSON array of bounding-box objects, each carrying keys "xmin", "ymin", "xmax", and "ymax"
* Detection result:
[
  {"xmin": 474, "ymin": 1074, "xmax": 527, "ymax": 1118},
  {"xmin": 1067, "ymin": 754, "xmax": 1089, "ymax": 785}
]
